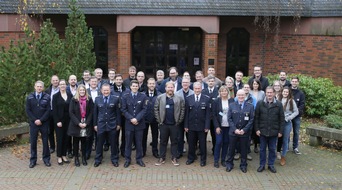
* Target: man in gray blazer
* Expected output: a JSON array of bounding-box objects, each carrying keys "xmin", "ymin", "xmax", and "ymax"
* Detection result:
[
  {"xmin": 154, "ymin": 81, "xmax": 185, "ymax": 166},
  {"xmin": 174, "ymin": 77, "xmax": 194, "ymax": 157}
]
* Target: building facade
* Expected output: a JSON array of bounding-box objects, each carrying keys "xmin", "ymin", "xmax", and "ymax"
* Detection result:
[{"xmin": 1, "ymin": 0, "xmax": 341, "ymax": 84}]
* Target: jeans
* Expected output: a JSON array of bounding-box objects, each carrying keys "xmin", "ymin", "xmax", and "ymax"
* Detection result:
[
  {"xmin": 292, "ymin": 117, "xmax": 301, "ymax": 150},
  {"xmin": 214, "ymin": 127, "xmax": 229, "ymax": 162},
  {"xmin": 281, "ymin": 121, "xmax": 292, "ymax": 157},
  {"xmin": 259, "ymin": 135, "xmax": 277, "ymax": 167}
]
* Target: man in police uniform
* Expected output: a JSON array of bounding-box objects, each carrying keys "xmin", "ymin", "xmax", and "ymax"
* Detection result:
[
  {"xmin": 184, "ymin": 82, "xmax": 211, "ymax": 167},
  {"xmin": 226, "ymin": 89, "xmax": 254, "ymax": 173},
  {"xmin": 26, "ymin": 81, "xmax": 51, "ymax": 168},
  {"xmin": 121, "ymin": 80, "xmax": 148, "ymax": 168},
  {"xmin": 93, "ymin": 83, "xmax": 121, "ymax": 167}
]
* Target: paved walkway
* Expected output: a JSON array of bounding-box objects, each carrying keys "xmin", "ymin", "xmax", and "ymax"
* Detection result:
[{"xmin": 0, "ymin": 140, "xmax": 341, "ymax": 190}]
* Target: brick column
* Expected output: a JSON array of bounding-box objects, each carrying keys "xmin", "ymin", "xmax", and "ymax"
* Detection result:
[
  {"xmin": 202, "ymin": 33, "xmax": 219, "ymax": 77},
  {"xmin": 117, "ymin": 32, "xmax": 131, "ymax": 77}
]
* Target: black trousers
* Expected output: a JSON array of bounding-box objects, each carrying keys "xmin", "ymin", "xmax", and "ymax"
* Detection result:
[
  {"xmin": 73, "ymin": 137, "xmax": 86, "ymax": 158},
  {"xmin": 30, "ymin": 123, "xmax": 50, "ymax": 164},
  {"xmin": 125, "ymin": 129, "xmax": 143, "ymax": 162},
  {"xmin": 188, "ymin": 130, "xmax": 207, "ymax": 162},
  {"xmin": 48, "ymin": 112, "xmax": 55, "ymax": 150},
  {"xmin": 227, "ymin": 135, "xmax": 249, "ymax": 168},
  {"xmin": 95, "ymin": 130, "xmax": 119, "ymax": 163},
  {"xmin": 143, "ymin": 122, "xmax": 159, "ymax": 155},
  {"xmin": 55, "ymin": 116, "xmax": 70, "ymax": 157},
  {"xmin": 159, "ymin": 124, "xmax": 178, "ymax": 159}
]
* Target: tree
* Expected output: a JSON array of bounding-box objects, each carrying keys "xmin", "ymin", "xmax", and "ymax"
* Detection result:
[{"xmin": 64, "ymin": 0, "xmax": 96, "ymax": 78}]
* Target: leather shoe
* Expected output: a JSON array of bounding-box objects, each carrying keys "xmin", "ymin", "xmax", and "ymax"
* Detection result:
[
  {"xmin": 257, "ymin": 166, "xmax": 265, "ymax": 172},
  {"xmin": 226, "ymin": 166, "xmax": 233, "ymax": 172},
  {"xmin": 186, "ymin": 160, "xmax": 194, "ymax": 165},
  {"xmin": 104, "ymin": 145, "xmax": 109, "ymax": 151},
  {"xmin": 221, "ymin": 161, "xmax": 226, "ymax": 167},
  {"xmin": 44, "ymin": 162, "xmax": 51, "ymax": 167},
  {"xmin": 153, "ymin": 152, "xmax": 160, "ymax": 158},
  {"xmin": 268, "ymin": 166, "xmax": 277, "ymax": 173},
  {"xmin": 94, "ymin": 162, "xmax": 101, "ymax": 167},
  {"xmin": 241, "ymin": 167, "xmax": 247, "ymax": 173},
  {"xmin": 29, "ymin": 163, "xmax": 36, "ymax": 168},
  {"xmin": 67, "ymin": 152, "xmax": 73, "ymax": 159},
  {"xmin": 214, "ymin": 162, "xmax": 219, "ymax": 168},
  {"xmin": 136, "ymin": 160, "xmax": 146, "ymax": 167},
  {"xmin": 124, "ymin": 161, "xmax": 130, "ymax": 168},
  {"xmin": 200, "ymin": 161, "xmax": 206, "ymax": 167},
  {"xmin": 112, "ymin": 162, "xmax": 119, "ymax": 167}
]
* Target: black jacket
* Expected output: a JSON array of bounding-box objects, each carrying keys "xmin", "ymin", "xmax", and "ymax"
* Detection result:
[
  {"xmin": 68, "ymin": 98, "xmax": 94, "ymax": 137},
  {"xmin": 248, "ymin": 75, "xmax": 269, "ymax": 92},
  {"xmin": 292, "ymin": 88, "xmax": 305, "ymax": 117},
  {"xmin": 254, "ymin": 99, "xmax": 285, "ymax": 137},
  {"xmin": 212, "ymin": 97, "xmax": 235, "ymax": 128}
]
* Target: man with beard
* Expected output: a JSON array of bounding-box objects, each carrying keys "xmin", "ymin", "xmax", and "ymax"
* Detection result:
[
  {"xmin": 78, "ymin": 70, "xmax": 91, "ymax": 89},
  {"xmin": 67, "ymin": 75, "xmax": 78, "ymax": 96},
  {"xmin": 154, "ymin": 81, "xmax": 185, "ymax": 166},
  {"xmin": 279, "ymin": 71, "xmax": 291, "ymax": 87},
  {"xmin": 158, "ymin": 67, "xmax": 182, "ymax": 93}
]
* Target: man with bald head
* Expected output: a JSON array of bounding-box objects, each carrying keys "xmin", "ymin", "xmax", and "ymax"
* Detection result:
[
  {"xmin": 67, "ymin": 75, "xmax": 78, "ymax": 96},
  {"xmin": 226, "ymin": 89, "xmax": 254, "ymax": 173}
]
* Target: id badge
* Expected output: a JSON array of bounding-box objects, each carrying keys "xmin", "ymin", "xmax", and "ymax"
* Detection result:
[
  {"xmin": 244, "ymin": 116, "xmax": 249, "ymax": 120},
  {"xmin": 166, "ymin": 105, "xmax": 170, "ymax": 108}
]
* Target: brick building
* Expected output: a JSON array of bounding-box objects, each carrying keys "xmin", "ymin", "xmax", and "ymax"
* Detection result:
[{"xmin": 1, "ymin": 0, "xmax": 341, "ymax": 85}]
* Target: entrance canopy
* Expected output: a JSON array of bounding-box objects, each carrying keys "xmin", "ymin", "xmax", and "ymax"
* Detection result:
[{"xmin": 117, "ymin": 15, "xmax": 219, "ymax": 33}]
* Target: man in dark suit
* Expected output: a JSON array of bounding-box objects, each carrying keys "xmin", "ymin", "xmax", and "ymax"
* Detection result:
[
  {"xmin": 26, "ymin": 80, "xmax": 51, "ymax": 168},
  {"xmin": 66, "ymin": 74, "xmax": 78, "ymax": 96},
  {"xmin": 137, "ymin": 71, "xmax": 148, "ymax": 93},
  {"xmin": 94, "ymin": 68, "xmax": 108, "ymax": 89},
  {"xmin": 93, "ymin": 84, "xmax": 121, "ymax": 167},
  {"xmin": 248, "ymin": 66, "xmax": 269, "ymax": 92},
  {"xmin": 77, "ymin": 70, "xmax": 91, "ymax": 89},
  {"xmin": 121, "ymin": 80, "xmax": 148, "ymax": 168},
  {"xmin": 158, "ymin": 67, "xmax": 182, "ymax": 93},
  {"xmin": 86, "ymin": 76, "xmax": 102, "ymax": 159},
  {"xmin": 45, "ymin": 75, "xmax": 59, "ymax": 154},
  {"xmin": 185, "ymin": 82, "xmax": 211, "ymax": 167},
  {"xmin": 234, "ymin": 71, "xmax": 244, "ymax": 96},
  {"xmin": 226, "ymin": 89, "xmax": 255, "ymax": 173},
  {"xmin": 202, "ymin": 76, "xmax": 219, "ymax": 154},
  {"xmin": 190, "ymin": 70, "xmax": 208, "ymax": 90},
  {"xmin": 111, "ymin": 74, "xmax": 130, "ymax": 157},
  {"xmin": 143, "ymin": 78, "xmax": 160, "ymax": 158},
  {"xmin": 123, "ymin": 66, "xmax": 137, "ymax": 89}
]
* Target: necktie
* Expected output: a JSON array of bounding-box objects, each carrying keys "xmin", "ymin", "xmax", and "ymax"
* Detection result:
[
  {"xmin": 133, "ymin": 94, "xmax": 136, "ymax": 99},
  {"xmin": 104, "ymin": 96, "xmax": 108, "ymax": 104},
  {"xmin": 209, "ymin": 89, "xmax": 212, "ymax": 93},
  {"xmin": 37, "ymin": 94, "xmax": 40, "ymax": 100},
  {"xmin": 196, "ymin": 95, "xmax": 199, "ymax": 102},
  {"xmin": 150, "ymin": 93, "xmax": 153, "ymax": 97},
  {"xmin": 240, "ymin": 104, "xmax": 243, "ymax": 110},
  {"xmin": 118, "ymin": 87, "xmax": 121, "ymax": 92}
]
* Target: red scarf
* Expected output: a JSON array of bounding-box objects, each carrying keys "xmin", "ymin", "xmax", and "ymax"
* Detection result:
[{"xmin": 79, "ymin": 96, "xmax": 87, "ymax": 119}]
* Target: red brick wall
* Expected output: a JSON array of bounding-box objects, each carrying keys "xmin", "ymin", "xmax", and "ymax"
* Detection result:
[
  {"xmin": 117, "ymin": 33, "xmax": 131, "ymax": 78},
  {"xmin": 248, "ymin": 34, "xmax": 342, "ymax": 85},
  {"xmin": 202, "ymin": 33, "xmax": 218, "ymax": 77},
  {"xmin": 0, "ymin": 32, "xmax": 21, "ymax": 49}
]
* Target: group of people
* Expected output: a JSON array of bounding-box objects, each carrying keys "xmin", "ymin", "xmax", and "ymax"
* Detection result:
[{"xmin": 26, "ymin": 65, "xmax": 305, "ymax": 174}]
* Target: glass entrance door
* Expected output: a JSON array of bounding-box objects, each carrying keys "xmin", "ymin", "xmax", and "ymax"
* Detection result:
[{"xmin": 132, "ymin": 27, "xmax": 202, "ymax": 79}]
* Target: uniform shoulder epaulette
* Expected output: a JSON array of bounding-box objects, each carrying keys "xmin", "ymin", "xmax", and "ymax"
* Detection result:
[{"xmin": 203, "ymin": 94, "xmax": 210, "ymax": 99}]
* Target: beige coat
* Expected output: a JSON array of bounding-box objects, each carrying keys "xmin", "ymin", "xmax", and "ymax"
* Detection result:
[{"xmin": 154, "ymin": 93, "xmax": 185, "ymax": 126}]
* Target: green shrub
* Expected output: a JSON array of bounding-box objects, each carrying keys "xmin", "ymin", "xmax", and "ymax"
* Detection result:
[
  {"xmin": 243, "ymin": 74, "xmax": 342, "ymax": 117},
  {"xmin": 324, "ymin": 113, "xmax": 342, "ymax": 129}
]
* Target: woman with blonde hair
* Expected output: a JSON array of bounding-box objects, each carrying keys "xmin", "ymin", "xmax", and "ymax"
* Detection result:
[
  {"xmin": 212, "ymin": 85, "xmax": 234, "ymax": 168},
  {"xmin": 68, "ymin": 85, "xmax": 94, "ymax": 167},
  {"xmin": 225, "ymin": 76, "xmax": 235, "ymax": 98}
]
